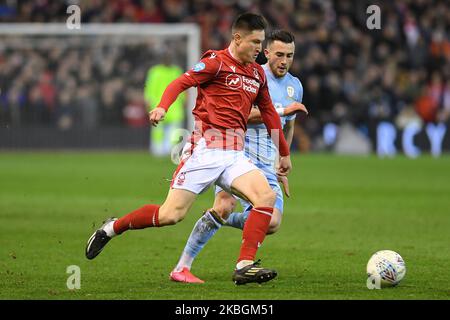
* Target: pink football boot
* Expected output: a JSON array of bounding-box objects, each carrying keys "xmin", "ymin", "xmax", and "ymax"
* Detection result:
[{"xmin": 169, "ymin": 268, "xmax": 205, "ymax": 284}]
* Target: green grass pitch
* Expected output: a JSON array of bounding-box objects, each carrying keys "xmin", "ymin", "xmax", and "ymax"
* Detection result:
[{"xmin": 1, "ymin": 152, "xmax": 449, "ymax": 299}]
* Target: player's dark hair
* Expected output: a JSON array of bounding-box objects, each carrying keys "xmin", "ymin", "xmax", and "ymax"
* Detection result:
[
  {"xmin": 232, "ymin": 13, "xmax": 268, "ymax": 33},
  {"xmin": 266, "ymin": 30, "xmax": 295, "ymax": 45}
]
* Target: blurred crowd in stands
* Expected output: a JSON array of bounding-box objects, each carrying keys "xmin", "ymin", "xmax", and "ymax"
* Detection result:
[
  {"xmin": 0, "ymin": 0, "xmax": 449, "ymax": 151},
  {"xmin": 0, "ymin": 34, "xmax": 186, "ymax": 130}
]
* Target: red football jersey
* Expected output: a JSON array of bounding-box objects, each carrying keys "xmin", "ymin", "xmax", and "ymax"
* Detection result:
[{"xmin": 158, "ymin": 48, "xmax": 289, "ymax": 156}]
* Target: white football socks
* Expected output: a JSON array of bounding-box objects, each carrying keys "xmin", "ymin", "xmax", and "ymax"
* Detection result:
[
  {"xmin": 175, "ymin": 253, "xmax": 194, "ymax": 272},
  {"xmin": 103, "ymin": 220, "xmax": 116, "ymax": 238},
  {"xmin": 236, "ymin": 260, "xmax": 253, "ymax": 270}
]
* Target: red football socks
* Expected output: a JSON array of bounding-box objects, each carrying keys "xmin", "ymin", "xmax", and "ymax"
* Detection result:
[
  {"xmin": 113, "ymin": 204, "xmax": 160, "ymax": 234},
  {"xmin": 237, "ymin": 207, "xmax": 273, "ymax": 263}
]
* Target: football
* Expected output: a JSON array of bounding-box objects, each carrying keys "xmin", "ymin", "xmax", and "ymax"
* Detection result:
[{"xmin": 366, "ymin": 250, "xmax": 406, "ymax": 288}]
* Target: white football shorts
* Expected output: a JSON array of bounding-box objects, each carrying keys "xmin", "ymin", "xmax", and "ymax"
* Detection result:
[{"xmin": 170, "ymin": 137, "xmax": 259, "ymax": 195}]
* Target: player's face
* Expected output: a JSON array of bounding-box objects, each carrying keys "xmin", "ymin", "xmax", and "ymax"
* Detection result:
[
  {"xmin": 234, "ymin": 30, "xmax": 265, "ymax": 64},
  {"xmin": 265, "ymin": 40, "xmax": 295, "ymax": 78}
]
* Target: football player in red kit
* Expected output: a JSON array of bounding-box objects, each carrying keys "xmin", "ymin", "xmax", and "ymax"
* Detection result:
[{"xmin": 85, "ymin": 13, "xmax": 291, "ymax": 285}]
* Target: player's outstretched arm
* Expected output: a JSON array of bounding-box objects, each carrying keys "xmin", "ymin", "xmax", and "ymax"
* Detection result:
[
  {"xmin": 248, "ymin": 102, "xmax": 308, "ymax": 124},
  {"xmin": 159, "ymin": 77, "xmax": 193, "ymax": 107},
  {"xmin": 151, "ymin": 51, "xmax": 222, "ymax": 127},
  {"xmin": 284, "ymin": 102, "xmax": 308, "ymax": 116}
]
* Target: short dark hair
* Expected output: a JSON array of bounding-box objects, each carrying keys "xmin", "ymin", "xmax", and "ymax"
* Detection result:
[
  {"xmin": 266, "ymin": 30, "xmax": 295, "ymax": 46},
  {"xmin": 231, "ymin": 13, "xmax": 268, "ymax": 33}
]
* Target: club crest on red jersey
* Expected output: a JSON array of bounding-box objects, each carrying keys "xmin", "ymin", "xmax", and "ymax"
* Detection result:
[
  {"xmin": 226, "ymin": 74, "xmax": 242, "ymax": 89},
  {"xmin": 253, "ymin": 68, "xmax": 259, "ymax": 80}
]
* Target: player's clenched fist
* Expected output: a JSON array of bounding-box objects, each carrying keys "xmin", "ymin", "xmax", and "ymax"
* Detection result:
[
  {"xmin": 148, "ymin": 107, "xmax": 166, "ymax": 127},
  {"xmin": 277, "ymin": 155, "xmax": 292, "ymax": 176}
]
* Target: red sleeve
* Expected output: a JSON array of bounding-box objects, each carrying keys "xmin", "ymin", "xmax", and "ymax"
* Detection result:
[
  {"xmin": 157, "ymin": 75, "xmax": 192, "ymax": 111},
  {"xmin": 183, "ymin": 53, "xmax": 222, "ymax": 86},
  {"xmin": 255, "ymin": 81, "xmax": 290, "ymax": 156},
  {"xmin": 157, "ymin": 53, "xmax": 222, "ymax": 111}
]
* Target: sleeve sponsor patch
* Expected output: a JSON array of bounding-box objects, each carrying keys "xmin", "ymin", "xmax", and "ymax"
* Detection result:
[{"xmin": 192, "ymin": 62, "xmax": 206, "ymax": 72}]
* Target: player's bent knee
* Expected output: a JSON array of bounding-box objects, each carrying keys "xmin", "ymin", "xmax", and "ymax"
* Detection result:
[
  {"xmin": 164, "ymin": 215, "xmax": 184, "ymax": 225},
  {"xmin": 213, "ymin": 192, "xmax": 237, "ymax": 219},
  {"xmin": 267, "ymin": 222, "xmax": 280, "ymax": 235},
  {"xmin": 254, "ymin": 189, "xmax": 277, "ymax": 207},
  {"xmin": 267, "ymin": 218, "xmax": 281, "ymax": 234},
  {"xmin": 214, "ymin": 207, "xmax": 233, "ymax": 220},
  {"xmin": 160, "ymin": 211, "xmax": 185, "ymax": 225},
  {"xmin": 158, "ymin": 205, "xmax": 187, "ymax": 225},
  {"xmin": 266, "ymin": 213, "xmax": 282, "ymax": 235},
  {"xmin": 214, "ymin": 199, "xmax": 236, "ymax": 219}
]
